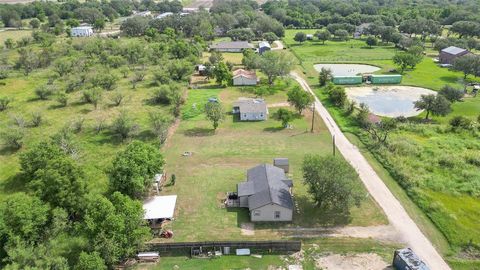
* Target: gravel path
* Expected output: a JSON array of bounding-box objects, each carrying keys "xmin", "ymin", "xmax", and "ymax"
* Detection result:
[{"xmin": 290, "ymin": 71, "xmax": 451, "ymax": 270}]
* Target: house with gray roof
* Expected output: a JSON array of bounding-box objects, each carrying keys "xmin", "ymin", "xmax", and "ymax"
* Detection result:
[
  {"xmin": 209, "ymin": 41, "xmax": 254, "ymax": 52},
  {"xmin": 230, "ymin": 163, "xmax": 294, "ymax": 222},
  {"xmin": 439, "ymin": 46, "xmax": 470, "ymax": 65},
  {"xmin": 258, "ymin": 41, "xmax": 271, "ymax": 55},
  {"xmin": 232, "ymin": 98, "xmax": 268, "ymax": 121}
]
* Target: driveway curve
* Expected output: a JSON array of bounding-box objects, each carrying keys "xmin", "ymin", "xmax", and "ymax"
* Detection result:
[{"xmin": 290, "ymin": 71, "xmax": 451, "ymax": 270}]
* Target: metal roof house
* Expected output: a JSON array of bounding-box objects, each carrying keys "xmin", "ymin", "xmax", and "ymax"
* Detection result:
[
  {"xmin": 143, "ymin": 195, "xmax": 177, "ymax": 226},
  {"xmin": 71, "ymin": 26, "xmax": 94, "ymax": 37},
  {"xmin": 232, "ymin": 69, "xmax": 257, "ymax": 86},
  {"xmin": 258, "ymin": 41, "xmax": 271, "ymax": 55},
  {"xmin": 235, "ymin": 164, "xmax": 294, "ymax": 222},
  {"xmin": 232, "ymin": 98, "xmax": 268, "ymax": 121},
  {"xmin": 209, "ymin": 41, "xmax": 254, "ymax": 52},
  {"xmin": 439, "ymin": 46, "xmax": 470, "ymax": 65},
  {"xmin": 393, "ymin": 248, "xmax": 430, "ymax": 270}
]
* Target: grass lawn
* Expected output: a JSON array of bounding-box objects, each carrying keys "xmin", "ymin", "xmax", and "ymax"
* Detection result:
[
  {"xmin": 283, "ymin": 29, "xmax": 480, "ymax": 267},
  {"xmin": 0, "ymin": 29, "xmax": 33, "ymax": 44},
  {"xmin": 157, "ymin": 84, "xmax": 387, "ymax": 242}
]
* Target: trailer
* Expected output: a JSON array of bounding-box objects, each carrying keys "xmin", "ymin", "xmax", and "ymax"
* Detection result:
[
  {"xmin": 370, "ymin": 74, "xmax": 402, "ymax": 84},
  {"xmin": 332, "ymin": 76, "xmax": 363, "ymax": 85}
]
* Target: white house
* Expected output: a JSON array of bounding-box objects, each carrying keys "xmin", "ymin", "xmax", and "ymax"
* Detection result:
[
  {"xmin": 232, "ymin": 163, "xmax": 294, "ymax": 222},
  {"xmin": 209, "ymin": 41, "xmax": 254, "ymax": 53},
  {"xmin": 306, "ymin": 34, "xmax": 314, "ymax": 40},
  {"xmin": 232, "ymin": 69, "xmax": 257, "ymax": 86},
  {"xmin": 156, "ymin": 12, "xmax": 174, "ymax": 19},
  {"xmin": 135, "ymin": 10, "xmax": 152, "ymax": 17},
  {"xmin": 71, "ymin": 26, "xmax": 94, "ymax": 37},
  {"xmin": 232, "ymin": 98, "xmax": 268, "ymax": 121},
  {"xmin": 143, "ymin": 195, "xmax": 177, "ymax": 226}
]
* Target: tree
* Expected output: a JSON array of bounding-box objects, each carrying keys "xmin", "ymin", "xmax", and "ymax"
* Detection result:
[
  {"xmin": 451, "ymin": 54, "xmax": 478, "ymax": 79},
  {"xmin": 35, "ymin": 85, "xmax": 55, "ymax": 100},
  {"xmin": 149, "ymin": 112, "xmax": 171, "ymax": 144},
  {"xmin": 326, "ymin": 84, "xmax": 347, "ymax": 107},
  {"xmin": 226, "ymin": 28, "xmax": 255, "ymax": 41},
  {"xmin": 0, "ymin": 96, "xmax": 12, "ymax": 111},
  {"xmin": 120, "ymin": 17, "xmax": 150, "ymax": 36},
  {"xmin": 110, "ymin": 111, "xmax": 139, "ymax": 140},
  {"xmin": 17, "ymin": 47, "xmax": 38, "ymax": 76},
  {"xmin": 258, "ymin": 51, "xmax": 294, "ymax": 85},
  {"xmin": 366, "ymin": 36, "xmax": 377, "ymax": 48},
  {"xmin": 294, "ymin": 32, "xmax": 306, "ymax": 43},
  {"xmin": 273, "ymin": 108, "xmax": 295, "ymax": 128},
  {"xmin": 363, "ymin": 118, "xmax": 397, "ymax": 144},
  {"xmin": 263, "ymin": 32, "xmax": 279, "ymax": 43},
  {"xmin": 449, "ymin": 116, "xmax": 473, "ymax": 131},
  {"xmin": 93, "ymin": 18, "xmax": 106, "ymax": 32},
  {"xmin": 0, "ymin": 193, "xmax": 50, "ymax": 243},
  {"xmin": 82, "ymin": 192, "xmax": 149, "ymax": 267},
  {"xmin": 242, "ymin": 49, "xmax": 260, "ymax": 70},
  {"xmin": 318, "ymin": 67, "xmax": 332, "ymax": 86},
  {"xmin": 109, "ymin": 141, "xmax": 164, "ymax": 199},
  {"xmin": 74, "ymin": 252, "xmax": 107, "ymax": 270},
  {"xmin": 56, "ymin": 93, "xmax": 68, "ymax": 107},
  {"xmin": 20, "ymin": 141, "xmax": 65, "ymax": 179},
  {"xmin": 53, "ymin": 58, "xmax": 73, "ymax": 77},
  {"xmin": 392, "ymin": 52, "xmax": 420, "ymax": 73},
  {"xmin": 334, "ymin": 29, "xmax": 349, "ymax": 41},
  {"xmin": 315, "ymin": 30, "xmax": 330, "ymax": 44},
  {"xmin": 209, "ymin": 51, "xmax": 224, "ymax": 65},
  {"xmin": 302, "ymin": 154, "xmax": 363, "ymax": 211},
  {"xmin": 205, "ymin": 101, "xmax": 225, "ymax": 130},
  {"xmin": 29, "ymin": 155, "xmax": 87, "ymax": 218},
  {"xmin": 451, "ymin": 21, "xmax": 480, "ymax": 38},
  {"xmin": 1, "ymin": 127, "xmax": 25, "ymax": 150},
  {"xmin": 82, "ymin": 88, "xmax": 103, "ymax": 109},
  {"xmin": 414, "ymin": 94, "xmax": 452, "ymax": 120},
  {"xmin": 439, "ymin": 85, "xmax": 464, "ymax": 102},
  {"xmin": 287, "ymin": 86, "xmax": 314, "ymax": 114},
  {"xmin": 4, "ymin": 38, "xmax": 14, "ymax": 49},
  {"xmin": 213, "ymin": 62, "xmax": 232, "ymax": 87}
]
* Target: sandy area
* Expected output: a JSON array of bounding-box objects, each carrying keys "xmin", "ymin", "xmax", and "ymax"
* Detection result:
[
  {"xmin": 241, "ymin": 222, "xmax": 255, "ymax": 236},
  {"xmin": 315, "ymin": 253, "xmax": 391, "ymax": 270},
  {"xmin": 346, "ymin": 86, "xmax": 436, "ymax": 117},
  {"xmin": 314, "ymin": 64, "xmax": 380, "ymax": 76}
]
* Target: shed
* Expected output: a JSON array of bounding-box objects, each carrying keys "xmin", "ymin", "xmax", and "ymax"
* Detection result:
[
  {"xmin": 137, "ymin": 252, "xmax": 160, "ymax": 262},
  {"xmin": 232, "ymin": 69, "xmax": 257, "ymax": 86},
  {"xmin": 439, "ymin": 46, "xmax": 470, "ymax": 65},
  {"xmin": 393, "ymin": 248, "xmax": 430, "ymax": 270},
  {"xmin": 71, "ymin": 26, "xmax": 93, "ymax": 37},
  {"xmin": 258, "ymin": 41, "xmax": 271, "ymax": 55},
  {"xmin": 209, "ymin": 41, "xmax": 254, "ymax": 52},
  {"xmin": 143, "ymin": 195, "xmax": 177, "ymax": 224},
  {"xmin": 306, "ymin": 34, "xmax": 314, "ymax": 40},
  {"xmin": 273, "ymin": 158, "xmax": 289, "ymax": 173}
]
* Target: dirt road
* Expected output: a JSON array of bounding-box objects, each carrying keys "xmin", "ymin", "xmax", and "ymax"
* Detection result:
[{"xmin": 290, "ymin": 71, "xmax": 451, "ymax": 270}]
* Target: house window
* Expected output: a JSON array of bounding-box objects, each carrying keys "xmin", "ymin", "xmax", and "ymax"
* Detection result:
[
  {"xmin": 260, "ymin": 113, "xmax": 263, "ymax": 117},
  {"xmin": 274, "ymin": 211, "xmax": 281, "ymax": 219},
  {"xmin": 253, "ymin": 210, "xmax": 261, "ymax": 216},
  {"xmin": 243, "ymin": 114, "xmax": 247, "ymax": 118}
]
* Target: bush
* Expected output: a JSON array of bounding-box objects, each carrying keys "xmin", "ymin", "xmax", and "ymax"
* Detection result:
[
  {"xmin": 35, "ymin": 85, "xmax": 55, "ymax": 100},
  {"xmin": 71, "ymin": 117, "xmax": 85, "ymax": 133},
  {"xmin": 326, "ymin": 84, "xmax": 347, "ymax": 107},
  {"xmin": 464, "ymin": 153, "xmax": 480, "ymax": 167},
  {"xmin": 0, "ymin": 97, "xmax": 12, "ymax": 111},
  {"xmin": 151, "ymin": 86, "xmax": 171, "ymax": 104},
  {"xmin": 30, "ymin": 111, "xmax": 43, "ymax": 127},
  {"xmin": 449, "ymin": 116, "xmax": 472, "ymax": 130},
  {"xmin": 56, "ymin": 93, "xmax": 68, "ymax": 107},
  {"xmin": 1, "ymin": 127, "xmax": 25, "ymax": 149},
  {"xmin": 11, "ymin": 114, "xmax": 26, "ymax": 128},
  {"xmin": 111, "ymin": 111, "xmax": 138, "ymax": 140},
  {"xmin": 439, "ymin": 85, "xmax": 464, "ymax": 102},
  {"xmin": 82, "ymin": 88, "xmax": 103, "ymax": 109},
  {"xmin": 110, "ymin": 92, "xmax": 125, "ymax": 107}
]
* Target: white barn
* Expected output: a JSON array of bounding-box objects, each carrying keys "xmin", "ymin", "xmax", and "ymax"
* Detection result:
[{"xmin": 71, "ymin": 26, "xmax": 94, "ymax": 37}]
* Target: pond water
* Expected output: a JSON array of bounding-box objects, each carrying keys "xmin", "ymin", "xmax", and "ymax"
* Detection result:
[
  {"xmin": 346, "ymin": 86, "xmax": 436, "ymax": 117},
  {"xmin": 313, "ymin": 63, "xmax": 380, "ymax": 76}
]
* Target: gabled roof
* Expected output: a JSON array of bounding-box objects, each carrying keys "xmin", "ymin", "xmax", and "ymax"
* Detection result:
[
  {"xmin": 258, "ymin": 41, "xmax": 271, "ymax": 49},
  {"xmin": 233, "ymin": 69, "xmax": 257, "ymax": 80},
  {"xmin": 441, "ymin": 46, "xmax": 468, "ymax": 55},
  {"xmin": 245, "ymin": 164, "xmax": 293, "ymax": 210},
  {"xmin": 210, "ymin": 41, "xmax": 254, "ymax": 50},
  {"xmin": 143, "ymin": 195, "xmax": 177, "ymax": 220},
  {"xmin": 233, "ymin": 98, "xmax": 267, "ymax": 114}
]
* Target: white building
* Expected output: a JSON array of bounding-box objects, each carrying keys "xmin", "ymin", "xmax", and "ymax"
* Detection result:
[
  {"xmin": 232, "ymin": 98, "xmax": 268, "ymax": 121},
  {"xmin": 156, "ymin": 12, "xmax": 174, "ymax": 19},
  {"xmin": 71, "ymin": 26, "xmax": 94, "ymax": 37}
]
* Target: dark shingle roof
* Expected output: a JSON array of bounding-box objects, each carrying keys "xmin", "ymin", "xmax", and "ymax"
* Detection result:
[
  {"xmin": 274, "ymin": 158, "xmax": 289, "ymax": 166},
  {"xmin": 245, "ymin": 164, "xmax": 293, "ymax": 210}
]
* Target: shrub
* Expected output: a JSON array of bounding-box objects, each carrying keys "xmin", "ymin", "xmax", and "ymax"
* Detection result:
[
  {"xmin": 326, "ymin": 85, "xmax": 347, "ymax": 107},
  {"xmin": 1, "ymin": 127, "xmax": 25, "ymax": 149},
  {"xmin": 30, "ymin": 111, "xmax": 43, "ymax": 127},
  {"xmin": 439, "ymin": 85, "xmax": 464, "ymax": 102},
  {"xmin": 464, "ymin": 153, "xmax": 480, "ymax": 167},
  {"xmin": 10, "ymin": 114, "xmax": 26, "ymax": 128},
  {"xmin": 71, "ymin": 117, "xmax": 85, "ymax": 133},
  {"xmin": 449, "ymin": 116, "xmax": 472, "ymax": 130},
  {"xmin": 0, "ymin": 97, "xmax": 12, "ymax": 111},
  {"xmin": 149, "ymin": 112, "xmax": 171, "ymax": 144},
  {"xmin": 56, "ymin": 93, "xmax": 68, "ymax": 107},
  {"xmin": 110, "ymin": 92, "xmax": 125, "ymax": 107},
  {"xmin": 151, "ymin": 86, "xmax": 171, "ymax": 104},
  {"xmin": 82, "ymin": 88, "xmax": 103, "ymax": 109},
  {"xmin": 35, "ymin": 85, "xmax": 55, "ymax": 100},
  {"xmin": 111, "ymin": 111, "xmax": 138, "ymax": 140}
]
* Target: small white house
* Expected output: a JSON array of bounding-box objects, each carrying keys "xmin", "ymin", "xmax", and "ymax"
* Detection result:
[
  {"xmin": 232, "ymin": 98, "xmax": 268, "ymax": 121},
  {"xmin": 156, "ymin": 12, "xmax": 174, "ymax": 19},
  {"xmin": 143, "ymin": 195, "xmax": 177, "ymax": 226},
  {"xmin": 306, "ymin": 34, "xmax": 314, "ymax": 40},
  {"xmin": 71, "ymin": 26, "xmax": 94, "ymax": 37},
  {"xmin": 232, "ymin": 69, "xmax": 257, "ymax": 86}
]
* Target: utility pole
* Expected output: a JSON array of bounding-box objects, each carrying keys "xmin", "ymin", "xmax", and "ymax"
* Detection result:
[
  {"xmin": 310, "ymin": 102, "xmax": 315, "ymax": 133},
  {"xmin": 333, "ymin": 134, "xmax": 336, "ymax": 156}
]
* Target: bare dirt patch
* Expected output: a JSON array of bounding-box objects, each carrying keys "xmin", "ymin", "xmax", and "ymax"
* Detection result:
[
  {"xmin": 315, "ymin": 253, "xmax": 391, "ymax": 270},
  {"xmin": 241, "ymin": 222, "xmax": 255, "ymax": 236}
]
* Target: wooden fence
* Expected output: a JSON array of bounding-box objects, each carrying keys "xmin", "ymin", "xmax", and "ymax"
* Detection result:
[{"xmin": 145, "ymin": 240, "xmax": 301, "ymax": 255}]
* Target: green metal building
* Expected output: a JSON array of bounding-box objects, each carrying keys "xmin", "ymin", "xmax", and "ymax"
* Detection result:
[
  {"xmin": 332, "ymin": 76, "xmax": 363, "ymax": 85},
  {"xmin": 370, "ymin": 75, "xmax": 402, "ymax": 84}
]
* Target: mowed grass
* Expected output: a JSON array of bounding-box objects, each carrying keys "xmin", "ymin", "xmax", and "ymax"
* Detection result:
[
  {"xmin": 0, "ymin": 29, "xmax": 33, "ymax": 44},
  {"xmin": 158, "ymin": 86, "xmax": 387, "ymax": 242},
  {"xmin": 0, "ymin": 65, "xmax": 171, "ymax": 199}
]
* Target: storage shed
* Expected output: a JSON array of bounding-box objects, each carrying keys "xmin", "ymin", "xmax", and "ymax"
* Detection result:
[
  {"xmin": 370, "ymin": 74, "xmax": 402, "ymax": 84},
  {"xmin": 143, "ymin": 195, "xmax": 177, "ymax": 226},
  {"xmin": 332, "ymin": 76, "xmax": 363, "ymax": 85},
  {"xmin": 273, "ymin": 158, "xmax": 289, "ymax": 173},
  {"xmin": 439, "ymin": 46, "xmax": 470, "ymax": 65},
  {"xmin": 393, "ymin": 248, "xmax": 430, "ymax": 270},
  {"xmin": 258, "ymin": 41, "xmax": 271, "ymax": 55}
]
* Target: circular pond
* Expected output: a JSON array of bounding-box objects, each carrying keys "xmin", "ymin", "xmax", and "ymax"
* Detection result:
[
  {"xmin": 345, "ymin": 86, "xmax": 436, "ymax": 117},
  {"xmin": 313, "ymin": 63, "xmax": 380, "ymax": 76}
]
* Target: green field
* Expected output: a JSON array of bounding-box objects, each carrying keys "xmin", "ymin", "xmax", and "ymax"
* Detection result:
[
  {"xmin": 283, "ymin": 29, "xmax": 480, "ymax": 267},
  {"xmin": 157, "ymin": 84, "xmax": 387, "ymax": 242},
  {"xmin": 0, "ymin": 29, "xmax": 33, "ymax": 44}
]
